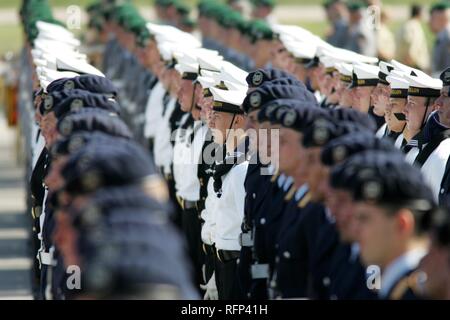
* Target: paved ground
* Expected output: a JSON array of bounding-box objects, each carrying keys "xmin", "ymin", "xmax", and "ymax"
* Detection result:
[{"xmin": 0, "ymin": 114, "xmax": 32, "ymax": 299}]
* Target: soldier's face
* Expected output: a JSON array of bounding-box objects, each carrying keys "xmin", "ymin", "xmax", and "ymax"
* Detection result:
[
  {"xmin": 418, "ymin": 236, "xmax": 450, "ymax": 299},
  {"xmin": 40, "ymin": 112, "xmax": 59, "ymax": 147},
  {"xmin": 404, "ymin": 96, "xmax": 432, "ymax": 132},
  {"xmin": 258, "ymin": 122, "xmax": 279, "ymax": 167},
  {"xmin": 278, "ymin": 128, "xmax": 304, "ymax": 177},
  {"xmin": 353, "ymin": 86, "xmax": 374, "ymax": 112},
  {"xmin": 304, "ymin": 147, "xmax": 328, "ymax": 202},
  {"xmin": 45, "ymin": 156, "xmax": 68, "ymax": 192},
  {"xmin": 354, "ymin": 202, "xmax": 399, "ymax": 268},
  {"xmin": 327, "ymin": 188, "xmax": 358, "ymax": 242},
  {"xmin": 178, "ymin": 79, "xmax": 195, "ymax": 112},
  {"xmin": 372, "ymin": 84, "xmax": 391, "ymax": 117},
  {"xmin": 386, "ymin": 98, "xmax": 407, "ymax": 132},
  {"xmin": 210, "ymin": 111, "xmax": 235, "ymax": 144},
  {"xmin": 338, "ymin": 82, "xmax": 353, "ymax": 107},
  {"xmin": 435, "ymin": 89, "xmax": 450, "ymax": 127}
]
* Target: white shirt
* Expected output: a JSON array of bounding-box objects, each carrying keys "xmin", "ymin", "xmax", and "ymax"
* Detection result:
[
  {"xmin": 201, "ymin": 178, "xmax": 217, "ymax": 246},
  {"xmin": 394, "ymin": 133, "xmax": 404, "ymax": 149},
  {"xmin": 153, "ymin": 97, "xmax": 176, "ymax": 174},
  {"xmin": 213, "ymin": 161, "xmax": 249, "ymax": 251},
  {"xmin": 379, "ymin": 248, "xmax": 426, "ymax": 299},
  {"xmin": 420, "ymin": 138, "xmax": 450, "ymax": 202},
  {"xmin": 31, "ymin": 133, "xmax": 46, "ymax": 173},
  {"xmin": 144, "ymin": 81, "xmax": 165, "ymax": 139},
  {"xmin": 375, "ymin": 123, "xmax": 388, "ymax": 139},
  {"xmin": 173, "ymin": 120, "xmax": 208, "ymax": 201},
  {"xmin": 404, "ymin": 146, "xmax": 420, "ymax": 165}
]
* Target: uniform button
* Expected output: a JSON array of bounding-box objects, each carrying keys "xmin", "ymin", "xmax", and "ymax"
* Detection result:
[
  {"xmin": 236, "ymin": 259, "xmax": 240, "ymax": 264},
  {"xmin": 270, "ymin": 280, "xmax": 276, "ymax": 288},
  {"xmin": 275, "ymin": 256, "xmax": 280, "ymax": 263},
  {"xmin": 247, "ymin": 292, "xmax": 251, "ymax": 298},
  {"xmin": 283, "ymin": 251, "xmax": 290, "ymax": 259},
  {"xmin": 252, "ymin": 193, "xmax": 256, "ymax": 199},
  {"xmin": 323, "ymin": 277, "xmax": 330, "ymax": 286},
  {"xmin": 441, "ymin": 188, "xmax": 445, "ymax": 194},
  {"xmin": 260, "ymin": 218, "xmax": 266, "ymax": 225}
]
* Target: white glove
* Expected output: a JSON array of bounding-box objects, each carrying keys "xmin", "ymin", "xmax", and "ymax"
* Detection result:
[{"xmin": 200, "ymin": 272, "xmax": 218, "ymax": 300}]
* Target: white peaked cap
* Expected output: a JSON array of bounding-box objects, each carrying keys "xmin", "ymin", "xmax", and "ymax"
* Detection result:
[
  {"xmin": 220, "ymin": 61, "xmax": 248, "ymax": 85},
  {"xmin": 386, "ymin": 74, "xmax": 410, "ymax": 90},
  {"xmin": 55, "ymin": 56, "xmax": 104, "ymax": 77},
  {"xmin": 197, "ymin": 54, "xmax": 224, "ymax": 72},
  {"xmin": 336, "ymin": 62, "xmax": 353, "ymax": 77},
  {"xmin": 404, "ymin": 72, "xmax": 443, "ymax": 90},
  {"xmin": 210, "ymin": 87, "xmax": 246, "ymax": 107},
  {"xmin": 353, "ymin": 63, "xmax": 380, "ymax": 80}
]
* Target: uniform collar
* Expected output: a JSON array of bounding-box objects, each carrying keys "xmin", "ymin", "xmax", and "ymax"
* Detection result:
[
  {"xmin": 350, "ymin": 242, "xmax": 360, "ymax": 263},
  {"xmin": 379, "ymin": 247, "xmax": 426, "ymax": 298}
]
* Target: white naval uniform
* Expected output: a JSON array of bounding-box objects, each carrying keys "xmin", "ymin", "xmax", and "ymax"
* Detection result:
[
  {"xmin": 375, "ymin": 123, "xmax": 388, "ymax": 139},
  {"xmin": 31, "ymin": 132, "xmax": 45, "ymax": 172},
  {"xmin": 144, "ymin": 81, "xmax": 166, "ymax": 139},
  {"xmin": 153, "ymin": 97, "xmax": 177, "ymax": 175},
  {"xmin": 394, "ymin": 133, "xmax": 404, "ymax": 149},
  {"xmin": 419, "ymin": 138, "xmax": 450, "ymax": 202},
  {"xmin": 404, "ymin": 146, "xmax": 420, "ymax": 165},
  {"xmin": 173, "ymin": 121, "xmax": 208, "ymax": 202},
  {"xmin": 201, "ymin": 161, "xmax": 249, "ymax": 251}
]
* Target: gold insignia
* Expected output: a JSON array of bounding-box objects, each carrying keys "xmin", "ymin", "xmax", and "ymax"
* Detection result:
[{"xmin": 82, "ymin": 170, "xmax": 102, "ymax": 191}]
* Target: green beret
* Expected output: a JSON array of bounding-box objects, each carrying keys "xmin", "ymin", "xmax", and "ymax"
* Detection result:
[
  {"xmin": 430, "ymin": 1, "xmax": 450, "ymax": 12},
  {"xmin": 346, "ymin": 0, "xmax": 366, "ymax": 11},
  {"xmin": 251, "ymin": 0, "xmax": 275, "ymax": 8},
  {"xmin": 247, "ymin": 19, "xmax": 274, "ymax": 43}
]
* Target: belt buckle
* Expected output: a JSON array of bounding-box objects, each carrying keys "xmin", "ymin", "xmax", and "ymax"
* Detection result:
[{"xmin": 239, "ymin": 232, "xmax": 253, "ymax": 247}]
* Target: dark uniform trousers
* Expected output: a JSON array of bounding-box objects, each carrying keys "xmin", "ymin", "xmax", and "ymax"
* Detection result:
[
  {"xmin": 214, "ymin": 250, "xmax": 244, "ymax": 300},
  {"xmin": 180, "ymin": 204, "xmax": 205, "ymax": 289},
  {"xmin": 251, "ymin": 177, "xmax": 290, "ymax": 299},
  {"xmin": 237, "ymin": 161, "xmax": 271, "ymax": 299}
]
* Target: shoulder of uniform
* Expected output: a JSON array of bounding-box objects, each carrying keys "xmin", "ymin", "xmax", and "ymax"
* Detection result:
[{"xmin": 389, "ymin": 271, "xmax": 423, "ymax": 300}]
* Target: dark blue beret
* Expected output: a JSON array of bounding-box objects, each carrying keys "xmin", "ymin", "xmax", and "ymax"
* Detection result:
[
  {"xmin": 39, "ymin": 89, "xmax": 120, "ymax": 118},
  {"xmin": 439, "ymin": 67, "xmax": 450, "ymax": 88},
  {"xmin": 53, "ymin": 90, "xmax": 120, "ymax": 119},
  {"xmin": 56, "ymin": 108, "xmax": 132, "ymax": 139},
  {"xmin": 75, "ymin": 202, "xmax": 197, "ymax": 299},
  {"xmin": 302, "ymin": 119, "xmax": 369, "ymax": 148},
  {"xmin": 266, "ymin": 77, "xmax": 305, "ymax": 89},
  {"xmin": 257, "ymin": 98, "xmax": 298, "ymax": 123},
  {"xmin": 61, "ymin": 141, "xmax": 156, "ymax": 195},
  {"xmin": 51, "ymin": 131, "xmax": 132, "ymax": 158},
  {"xmin": 46, "ymin": 75, "xmax": 118, "ymax": 97},
  {"xmin": 328, "ymin": 108, "xmax": 377, "ymax": 132},
  {"xmin": 246, "ymin": 68, "xmax": 296, "ymax": 88},
  {"xmin": 330, "ymin": 150, "xmax": 435, "ymax": 208},
  {"xmin": 243, "ymin": 84, "xmax": 316, "ymax": 114},
  {"xmin": 321, "ymin": 132, "xmax": 397, "ymax": 166},
  {"xmin": 272, "ymin": 101, "xmax": 325, "ymax": 130}
]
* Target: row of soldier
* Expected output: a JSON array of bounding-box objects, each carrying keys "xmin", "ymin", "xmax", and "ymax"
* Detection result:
[{"xmin": 18, "ymin": 0, "xmax": 450, "ymax": 300}]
